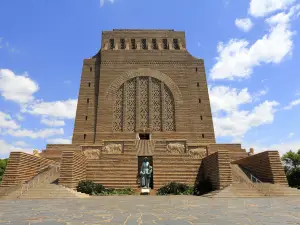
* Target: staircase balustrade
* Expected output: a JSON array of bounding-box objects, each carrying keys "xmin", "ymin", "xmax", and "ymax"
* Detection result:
[
  {"xmin": 17, "ymin": 165, "xmax": 60, "ymax": 198},
  {"xmin": 231, "ymin": 164, "xmax": 271, "ymax": 196}
]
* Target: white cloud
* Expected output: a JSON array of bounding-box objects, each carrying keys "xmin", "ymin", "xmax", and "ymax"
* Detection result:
[
  {"xmin": 249, "ymin": 0, "xmax": 296, "ymax": 17},
  {"xmin": 40, "ymin": 117, "xmax": 66, "ymax": 127},
  {"xmin": 0, "ymin": 69, "xmax": 39, "ymax": 104},
  {"xmin": 283, "ymin": 98, "xmax": 300, "ymax": 109},
  {"xmin": 210, "ymin": 5, "xmax": 300, "ymax": 80},
  {"xmin": 23, "ymin": 99, "xmax": 77, "ymax": 119},
  {"xmin": 0, "ymin": 139, "xmax": 32, "ymax": 159},
  {"xmin": 214, "ymin": 100, "xmax": 279, "ymax": 138},
  {"xmin": 253, "ymin": 88, "xmax": 269, "ymax": 101},
  {"xmin": 15, "ymin": 113, "xmax": 25, "ymax": 121},
  {"xmin": 210, "ymin": 86, "xmax": 278, "ymax": 139},
  {"xmin": 289, "ymin": 132, "xmax": 295, "ymax": 137},
  {"xmin": 235, "ymin": 18, "xmax": 254, "ymax": 32},
  {"xmin": 13, "ymin": 141, "xmax": 30, "ymax": 147},
  {"xmin": 47, "ymin": 138, "xmax": 71, "ymax": 144},
  {"xmin": 100, "ymin": 0, "xmax": 115, "ymax": 7},
  {"xmin": 209, "ymin": 86, "xmax": 252, "ymax": 113},
  {"xmin": 3, "ymin": 128, "xmax": 64, "ymax": 139},
  {"xmin": 0, "ymin": 111, "xmax": 19, "ymax": 129}
]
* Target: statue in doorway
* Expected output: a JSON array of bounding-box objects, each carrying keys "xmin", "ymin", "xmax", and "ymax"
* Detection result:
[{"xmin": 140, "ymin": 157, "xmax": 152, "ymax": 189}]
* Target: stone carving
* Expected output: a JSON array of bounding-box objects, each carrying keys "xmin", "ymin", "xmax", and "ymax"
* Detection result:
[
  {"xmin": 83, "ymin": 149, "xmax": 101, "ymax": 159},
  {"xmin": 102, "ymin": 144, "xmax": 122, "ymax": 154},
  {"xmin": 166, "ymin": 143, "xmax": 185, "ymax": 154},
  {"xmin": 188, "ymin": 148, "xmax": 207, "ymax": 159},
  {"xmin": 33, "ymin": 149, "xmax": 40, "ymax": 158}
]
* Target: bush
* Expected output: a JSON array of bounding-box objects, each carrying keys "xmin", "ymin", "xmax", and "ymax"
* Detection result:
[
  {"xmin": 157, "ymin": 182, "xmax": 193, "ymax": 195},
  {"xmin": 194, "ymin": 178, "xmax": 213, "ymax": 196},
  {"xmin": 77, "ymin": 180, "xmax": 134, "ymax": 196},
  {"xmin": 77, "ymin": 180, "xmax": 105, "ymax": 195}
]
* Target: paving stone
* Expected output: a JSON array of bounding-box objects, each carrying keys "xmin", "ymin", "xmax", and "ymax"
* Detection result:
[{"xmin": 1, "ymin": 196, "xmax": 300, "ymax": 225}]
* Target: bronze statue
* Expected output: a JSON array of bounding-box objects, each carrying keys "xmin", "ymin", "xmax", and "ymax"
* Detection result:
[{"xmin": 140, "ymin": 157, "xmax": 152, "ymax": 189}]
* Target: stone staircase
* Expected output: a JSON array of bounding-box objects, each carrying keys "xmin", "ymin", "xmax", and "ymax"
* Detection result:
[
  {"xmin": 0, "ymin": 165, "xmax": 89, "ymax": 200},
  {"xmin": 153, "ymin": 154, "xmax": 201, "ymax": 190},
  {"xmin": 18, "ymin": 182, "xmax": 90, "ymax": 199},
  {"xmin": 203, "ymin": 164, "xmax": 300, "ymax": 198},
  {"xmin": 86, "ymin": 141, "xmax": 139, "ymax": 189}
]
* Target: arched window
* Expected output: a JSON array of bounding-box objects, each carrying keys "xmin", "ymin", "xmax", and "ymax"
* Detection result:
[{"xmin": 113, "ymin": 76, "xmax": 175, "ymax": 132}]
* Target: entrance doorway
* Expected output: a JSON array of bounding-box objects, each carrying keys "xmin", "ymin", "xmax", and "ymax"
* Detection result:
[
  {"xmin": 139, "ymin": 133, "xmax": 150, "ymax": 140},
  {"xmin": 138, "ymin": 156, "xmax": 153, "ymax": 189}
]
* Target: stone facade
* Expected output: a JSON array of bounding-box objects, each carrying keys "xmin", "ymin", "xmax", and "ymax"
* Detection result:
[{"xmin": 1, "ymin": 29, "xmax": 288, "ymax": 192}]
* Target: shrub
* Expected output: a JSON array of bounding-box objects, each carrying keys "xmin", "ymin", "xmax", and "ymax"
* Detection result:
[
  {"xmin": 77, "ymin": 180, "xmax": 134, "ymax": 195},
  {"xmin": 157, "ymin": 182, "xmax": 193, "ymax": 195},
  {"xmin": 77, "ymin": 180, "xmax": 104, "ymax": 195},
  {"xmin": 194, "ymin": 178, "xmax": 213, "ymax": 196}
]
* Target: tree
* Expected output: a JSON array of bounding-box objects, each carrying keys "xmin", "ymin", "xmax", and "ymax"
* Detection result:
[
  {"xmin": 281, "ymin": 150, "xmax": 300, "ymax": 188},
  {"xmin": 0, "ymin": 158, "xmax": 8, "ymax": 183}
]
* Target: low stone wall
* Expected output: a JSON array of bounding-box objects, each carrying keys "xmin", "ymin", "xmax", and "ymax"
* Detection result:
[
  {"xmin": 207, "ymin": 144, "xmax": 244, "ymax": 154},
  {"xmin": 232, "ymin": 151, "xmax": 288, "ymax": 185},
  {"xmin": 202, "ymin": 150, "xmax": 232, "ymax": 190},
  {"xmin": 59, "ymin": 151, "xmax": 87, "ymax": 189},
  {"xmin": 0, "ymin": 152, "xmax": 57, "ymax": 187}
]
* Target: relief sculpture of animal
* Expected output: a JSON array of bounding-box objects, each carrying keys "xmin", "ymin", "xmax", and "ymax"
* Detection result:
[
  {"xmin": 102, "ymin": 144, "xmax": 122, "ymax": 154},
  {"xmin": 166, "ymin": 143, "xmax": 185, "ymax": 154},
  {"xmin": 83, "ymin": 149, "xmax": 101, "ymax": 159},
  {"xmin": 188, "ymin": 148, "xmax": 206, "ymax": 159}
]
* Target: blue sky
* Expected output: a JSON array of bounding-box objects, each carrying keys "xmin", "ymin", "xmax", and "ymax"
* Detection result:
[{"xmin": 1, "ymin": 0, "xmax": 300, "ymax": 158}]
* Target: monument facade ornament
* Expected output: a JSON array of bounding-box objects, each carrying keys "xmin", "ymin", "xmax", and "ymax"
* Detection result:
[
  {"xmin": 188, "ymin": 148, "xmax": 207, "ymax": 159},
  {"xmin": 166, "ymin": 143, "xmax": 185, "ymax": 154},
  {"xmin": 102, "ymin": 144, "xmax": 122, "ymax": 154},
  {"xmin": 83, "ymin": 149, "xmax": 101, "ymax": 159}
]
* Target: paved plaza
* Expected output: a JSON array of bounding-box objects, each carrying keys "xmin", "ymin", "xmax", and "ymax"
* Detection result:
[{"xmin": 0, "ymin": 196, "xmax": 300, "ymax": 225}]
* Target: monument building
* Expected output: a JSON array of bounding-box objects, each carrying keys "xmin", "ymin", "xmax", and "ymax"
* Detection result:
[{"xmin": 1, "ymin": 29, "xmax": 298, "ymax": 197}]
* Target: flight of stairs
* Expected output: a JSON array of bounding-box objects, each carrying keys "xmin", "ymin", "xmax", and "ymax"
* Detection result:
[
  {"xmin": 203, "ymin": 164, "xmax": 300, "ymax": 198},
  {"xmin": 17, "ymin": 183, "xmax": 90, "ymax": 199},
  {"xmin": 86, "ymin": 140, "xmax": 139, "ymax": 190}
]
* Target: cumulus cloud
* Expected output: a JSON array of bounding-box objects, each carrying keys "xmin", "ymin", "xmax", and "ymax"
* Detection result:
[
  {"xmin": 283, "ymin": 98, "xmax": 300, "ymax": 109},
  {"xmin": 249, "ymin": 0, "xmax": 296, "ymax": 17},
  {"xmin": 214, "ymin": 100, "xmax": 279, "ymax": 138},
  {"xmin": 100, "ymin": 0, "xmax": 115, "ymax": 7},
  {"xmin": 209, "ymin": 86, "xmax": 252, "ymax": 113},
  {"xmin": 0, "ymin": 139, "xmax": 32, "ymax": 159},
  {"xmin": 47, "ymin": 138, "xmax": 71, "ymax": 144},
  {"xmin": 0, "ymin": 69, "xmax": 39, "ymax": 104},
  {"xmin": 210, "ymin": 86, "xmax": 279, "ymax": 139},
  {"xmin": 2, "ymin": 128, "xmax": 64, "ymax": 139},
  {"xmin": 40, "ymin": 117, "xmax": 66, "ymax": 127},
  {"xmin": 235, "ymin": 18, "xmax": 254, "ymax": 32},
  {"xmin": 0, "ymin": 111, "xmax": 19, "ymax": 129},
  {"xmin": 210, "ymin": 4, "xmax": 300, "ymax": 80},
  {"xmin": 22, "ymin": 99, "xmax": 77, "ymax": 119}
]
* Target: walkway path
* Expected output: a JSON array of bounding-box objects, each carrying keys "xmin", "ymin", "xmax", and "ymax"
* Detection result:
[{"xmin": 0, "ymin": 196, "xmax": 300, "ymax": 224}]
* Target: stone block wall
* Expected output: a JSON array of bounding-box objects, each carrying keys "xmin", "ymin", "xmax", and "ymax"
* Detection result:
[
  {"xmin": 40, "ymin": 144, "xmax": 82, "ymax": 162},
  {"xmin": 0, "ymin": 152, "xmax": 57, "ymax": 187},
  {"xmin": 202, "ymin": 150, "xmax": 232, "ymax": 190},
  {"xmin": 232, "ymin": 151, "xmax": 288, "ymax": 185},
  {"xmin": 59, "ymin": 151, "xmax": 87, "ymax": 189},
  {"xmin": 207, "ymin": 144, "xmax": 248, "ymax": 162}
]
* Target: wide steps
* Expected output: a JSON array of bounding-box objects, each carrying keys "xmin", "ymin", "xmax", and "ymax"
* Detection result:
[{"xmin": 18, "ymin": 184, "xmax": 89, "ymax": 199}]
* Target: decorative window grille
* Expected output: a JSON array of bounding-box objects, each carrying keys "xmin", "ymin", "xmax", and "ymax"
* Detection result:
[
  {"xmin": 162, "ymin": 39, "xmax": 168, "ymax": 49},
  {"xmin": 112, "ymin": 77, "xmax": 175, "ymax": 132},
  {"xmin": 141, "ymin": 39, "xmax": 147, "ymax": 49},
  {"xmin": 152, "ymin": 39, "xmax": 158, "ymax": 49},
  {"xmin": 120, "ymin": 38, "xmax": 125, "ymax": 49},
  {"xmin": 173, "ymin": 39, "xmax": 180, "ymax": 50},
  {"xmin": 109, "ymin": 39, "xmax": 115, "ymax": 49}
]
